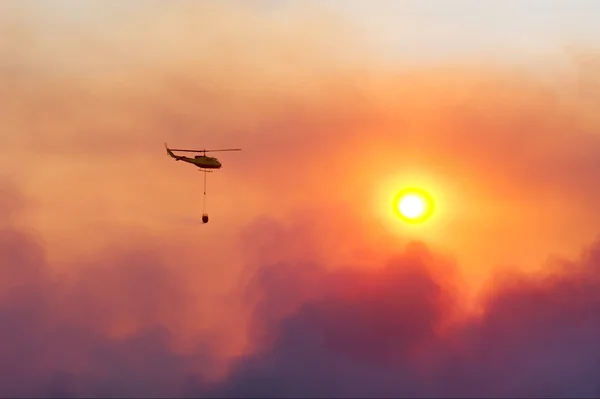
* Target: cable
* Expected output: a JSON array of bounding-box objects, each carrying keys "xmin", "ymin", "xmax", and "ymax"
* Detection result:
[{"xmin": 202, "ymin": 170, "xmax": 207, "ymax": 214}]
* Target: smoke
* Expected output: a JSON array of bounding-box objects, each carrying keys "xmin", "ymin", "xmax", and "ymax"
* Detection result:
[
  {"xmin": 0, "ymin": 181, "xmax": 212, "ymax": 397},
  {"xmin": 205, "ymin": 219, "xmax": 600, "ymax": 398},
  {"xmin": 3, "ymin": 0, "xmax": 600, "ymax": 397},
  {"xmin": 4, "ymin": 185, "xmax": 600, "ymax": 396}
]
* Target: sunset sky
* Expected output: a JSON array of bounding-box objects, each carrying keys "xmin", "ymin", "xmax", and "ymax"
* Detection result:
[{"xmin": 2, "ymin": 0, "xmax": 600, "ymax": 396}]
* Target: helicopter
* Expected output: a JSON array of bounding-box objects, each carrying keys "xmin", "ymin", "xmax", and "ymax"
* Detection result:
[
  {"xmin": 165, "ymin": 143, "xmax": 241, "ymax": 223},
  {"xmin": 165, "ymin": 143, "xmax": 241, "ymax": 170}
]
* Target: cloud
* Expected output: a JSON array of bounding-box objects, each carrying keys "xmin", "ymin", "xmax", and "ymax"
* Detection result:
[
  {"xmin": 206, "ymin": 217, "xmax": 600, "ymax": 397},
  {"xmin": 4, "ymin": 188, "xmax": 600, "ymax": 397},
  {"xmin": 0, "ymin": 180, "xmax": 215, "ymax": 397}
]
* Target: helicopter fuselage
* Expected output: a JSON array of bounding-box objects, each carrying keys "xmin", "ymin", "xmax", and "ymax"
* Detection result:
[{"xmin": 179, "ymin": 155, "xmax": 222, "ymax": 169}]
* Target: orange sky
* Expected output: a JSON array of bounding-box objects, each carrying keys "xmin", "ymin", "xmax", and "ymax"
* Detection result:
[{"xmin": 3, "ymin": 1, "xmax": 600, "ymax": 396}]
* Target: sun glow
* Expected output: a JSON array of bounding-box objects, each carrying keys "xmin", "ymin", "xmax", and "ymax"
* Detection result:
[{"xmin": 394, "ymin": 188, "xmax": 434, "ymax": 223}]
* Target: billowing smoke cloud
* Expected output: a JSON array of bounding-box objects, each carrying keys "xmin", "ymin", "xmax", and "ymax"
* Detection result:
[
  {"xmin": 3, "ymin": 0, "xmax": 600, "ymax": 397},
  {"xmin": 201, "ymin": 217, "xmax": 600, "ymax": 398},
  {"xmin": 0, "ymin": 180, "xmax": 217, "ymax": 397},
  {"xmin": 4, "ymin": 186, "xmax": 600, "ymax": 396}
]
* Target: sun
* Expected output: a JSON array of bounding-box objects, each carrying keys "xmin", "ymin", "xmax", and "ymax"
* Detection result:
[{"xmin": 393, "ymin": 188, "xmax": 434, "ymax": 223}]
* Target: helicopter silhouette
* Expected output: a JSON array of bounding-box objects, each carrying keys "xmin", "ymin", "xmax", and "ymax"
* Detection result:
[{"xmin": 165, "ymin": 143, "xmax": 241, "ymax": 170}]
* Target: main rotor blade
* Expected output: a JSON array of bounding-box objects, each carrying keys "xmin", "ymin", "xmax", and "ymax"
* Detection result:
[
  {"xmin": 203, "ymin": 149, "xmax": 242, "ymax": 152},
  {"xmin": 168, "ymin": 149, "xmax": 205, "ymax": 153},
  {"xmin": 169, "ymin": 148, "xmax": 241, "ymax": 153}
]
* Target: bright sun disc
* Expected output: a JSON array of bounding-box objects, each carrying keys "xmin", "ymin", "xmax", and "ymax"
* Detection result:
[{"xmin": 394, "ymin": 188, "xmax": 434, "ymax": 223}]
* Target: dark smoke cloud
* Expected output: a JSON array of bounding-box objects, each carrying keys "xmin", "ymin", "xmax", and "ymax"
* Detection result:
[
  {"xmin": 3, "ymin": 178, "xmax": 600, "ymax": 397},
  {"xmin": 200, "ymin": 219, "xmax": 600, "ymax": 398},
  {"xmin": 0, "ymin": 181, "xmax": 214, "ymax": 397}
]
